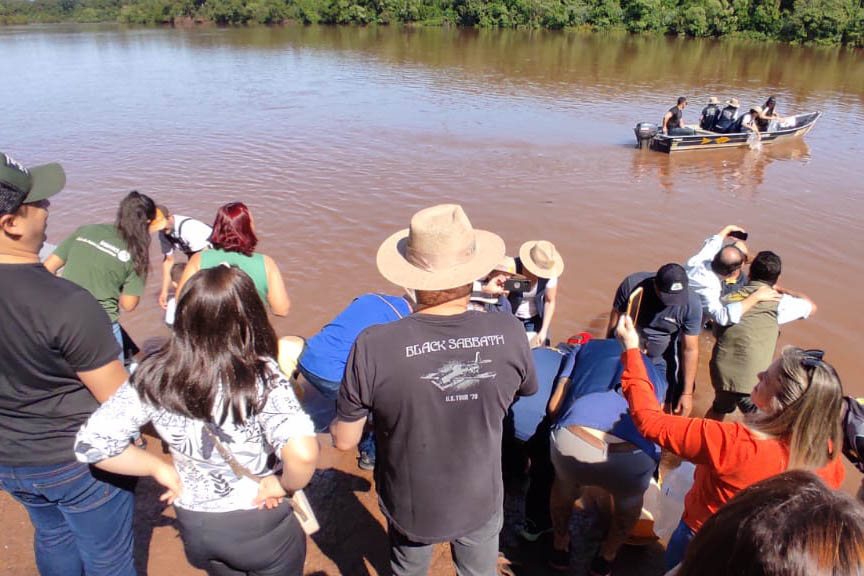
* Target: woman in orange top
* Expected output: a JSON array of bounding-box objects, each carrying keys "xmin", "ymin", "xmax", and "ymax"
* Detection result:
[{"xmin": 614, "ymin": 316, "xmax": 844, "ymax": 572}]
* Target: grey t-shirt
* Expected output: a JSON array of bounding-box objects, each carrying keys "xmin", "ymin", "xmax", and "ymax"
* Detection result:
[{"xmin": 337, "ymin": 310, "xmax": 537, "ymax": 543}]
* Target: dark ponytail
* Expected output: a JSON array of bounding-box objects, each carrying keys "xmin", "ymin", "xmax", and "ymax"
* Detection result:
[{"xmin": 116, "ymin": 191, "xmax": 156, "ymax": 280}]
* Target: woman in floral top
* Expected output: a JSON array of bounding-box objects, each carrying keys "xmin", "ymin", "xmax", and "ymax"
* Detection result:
[{"xmin": 76, "ymin": 265, "xmax": 318, "ymax": 576}]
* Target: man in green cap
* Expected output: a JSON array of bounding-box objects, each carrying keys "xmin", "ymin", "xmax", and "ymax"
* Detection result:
[{"xmin": 0, "ymin": 152, "xmax": 136, "ymax": 575}]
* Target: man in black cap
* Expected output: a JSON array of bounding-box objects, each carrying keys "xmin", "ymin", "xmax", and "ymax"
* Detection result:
[
  {"xmin": 606, "ymin": 263, "xmax": 702, "ymax": 417},
  {"xmin": 0, "ymin": 153, "xmax": 135, "ymax": 575}
]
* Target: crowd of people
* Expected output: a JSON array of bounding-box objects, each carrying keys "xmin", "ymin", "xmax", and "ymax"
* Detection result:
[
  {"xmin": 661, "ymin": 95, "xmax": 789, "ymax": 136},
  {"xmin": 2, "ymin": 150, "xmax": 864, "ymax": 576}
]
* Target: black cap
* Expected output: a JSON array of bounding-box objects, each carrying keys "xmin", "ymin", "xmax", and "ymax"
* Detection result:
[{"xmin": 655, "ymin": 263, "xmax": 689, "ymax": 307}]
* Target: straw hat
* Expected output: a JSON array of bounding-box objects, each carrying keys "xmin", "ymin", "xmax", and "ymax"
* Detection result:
[
  {"xmin": 726, "ymin": 98, "xmax": 740, "ymax": 108},
  {"xmin": 377, "ymin": 204, "xmax": 505, "ymax": 291},
  {"xmin": 494, "ymin": 256, "xmax": 517, "ymax": 275},
  {"xmin": 519, "ymin": 240, "xmax": 564, "ymax": 279},
  {"xmin": 751, "ymin": 106, "xmax": 763, "ymax": 115},
  {"xmin": 708, "ymin": 96, "xmax": 720, "ymax": 105}
]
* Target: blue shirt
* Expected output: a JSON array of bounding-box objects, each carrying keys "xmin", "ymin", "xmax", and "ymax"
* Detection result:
[
  {"xmin": 300, "ymin": 294, "xmax": 411, "ymax": 384},
  {"xmin": 510, "ymin": 347, "xmax": 565, "ymax": 441},
  {"xmin": 554, "ymin": 339, "xmax": 667, "ymax": 461}
]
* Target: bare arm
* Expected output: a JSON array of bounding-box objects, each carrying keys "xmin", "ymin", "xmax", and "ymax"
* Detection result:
[
  {"xmin": 279, "ymin": 436, "xmax": 319, "ymax": 493},
  {"xmin": 118, "ymin": 294, "xmax": 140, "ymax": 312},
  {"xmin": 264, "ymin": 255, "xmax": 291, "ymax": 317},
  {"xmin": 174, "ymin": 252, "xmax": 200, "ymax": 301},
  {"xmin": 77, "ymin": 360, "xmax": 128, "ymax": 403},
  {"xmin": 43, "ymin": 253, "xmax": 64, "ymax": 274},
  {"xmin": 606, "ymin": 309, "xmax": 621, "ymax": 339},
  {"xmin": 159, "ymin": 253, "xmax": 175, "ymax": 309},
  {"xmin": 535, "ymin": 283, "xmax": 557, "ymax": 346},
  {"xmin": 662, "ymin": 111, "xmax": 672, "ymax": 134},
  {"xmin": 330, "ymin": 418, "xmax": 365, "ymax": 452},
  {"xmin": 675, "ymin": 334, "xmax": 699, "ymax": 417}
]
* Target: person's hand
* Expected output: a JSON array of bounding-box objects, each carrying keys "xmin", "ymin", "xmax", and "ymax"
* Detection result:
[
  {"xmin": 615, "ymin": 315, "xmax": 640, "ymax": 351},
  {"xmin": 158, "ymin": 288, "xmax": 169, "ymax": 310},
  {"xmin": 254, "ymin": 475, "xmax": 287, "ymax": 510},
  {"xmin": 529, "ymin": 333, "xmax": 544, "ymax": 349},
  {"xmin": 720, "ymin": 224, "xmax": 745, "ymax": 238},
  {"xmin": 153, "ymin": 461, "xmax": 182, "ymax": 506},
  {"xmin": 752, "ymin": 285, "xmax": 781, "ymax": 303},
  {"xmin": 674, "ymin": 394, "xmax": 693, "ymax": 417},
  {"xmin": 482, "ymin": 274, "xmax": 507, "ymax": 296}
]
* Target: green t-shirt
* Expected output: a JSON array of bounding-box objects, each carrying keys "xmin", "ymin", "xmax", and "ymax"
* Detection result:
[
  {"xmin": 199, "ymin": 248, "xmax": 269, "ymax": 305},
  {"xmin": 52, "ymin": 224, "xmax": 144, "ymax": 323}
]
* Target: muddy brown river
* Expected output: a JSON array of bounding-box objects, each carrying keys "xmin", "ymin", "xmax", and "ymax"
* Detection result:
[{"xmin": 2, "ymin": 24, "xmax": 863, "ymax": 499}]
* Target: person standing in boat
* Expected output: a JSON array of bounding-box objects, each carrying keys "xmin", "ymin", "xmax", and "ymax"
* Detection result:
[
  {"xmin": 713, "ymin": 99, "xmax": 741, "ymax": 133},
  {"xmin": 662, "ymin": 96, "xmax": 695, "ymax": 136},
  {"xmin": 699, "ymin": 97, "xmax": 722, "ymax": 132}
]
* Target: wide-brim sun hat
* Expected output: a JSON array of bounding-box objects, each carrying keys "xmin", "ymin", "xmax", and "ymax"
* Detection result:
[
  {"xmin": 377, "ymin": 204, "xmax": 505, "ymax": 291},
  {"xmin": 519, "ymin": 240, "xmax": 564, "ymax": 279},
  {"xmin": 726, "ymin": 98, "xmax": 740, "ymax": 108},
  {"xmin": 708, "ymin": 96, "xmax": 720, "ymax": 104}
]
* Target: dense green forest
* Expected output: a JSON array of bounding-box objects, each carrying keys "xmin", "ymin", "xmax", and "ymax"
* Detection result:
[{"xmin": 1, "ymin": 0, "xmax": 862, "ymax": 45}]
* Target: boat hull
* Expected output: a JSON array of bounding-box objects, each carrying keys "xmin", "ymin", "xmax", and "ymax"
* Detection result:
[{"xmin": 648, "ymin": 112, "xmax": 821, "ymax": 153}]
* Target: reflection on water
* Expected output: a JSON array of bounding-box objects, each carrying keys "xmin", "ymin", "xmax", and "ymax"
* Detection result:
[
  {"xmin": 631, "ymin": 139, "xmax": 812, "ymax": 195},
  {"xmin": 1, "ymin": 26, "xmax": 862, "ymax": 493}
]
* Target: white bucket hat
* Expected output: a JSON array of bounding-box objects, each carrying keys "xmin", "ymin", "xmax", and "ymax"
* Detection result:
[{"xmin": 519, "ymin": 240, "xmax": 564, "ymax": 279}]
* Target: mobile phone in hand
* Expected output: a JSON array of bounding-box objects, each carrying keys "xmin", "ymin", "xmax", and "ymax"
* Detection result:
[
  {"xmin": 626, "ymin": 287, "xmax": 643, "ymax": 325},
  {"xmin": 504, "ymin": 276, "xmax": 530, "ymax": 293},
  {"xmin": 728, "ymin": 230, "xmax": 748, "ymax": 241}
]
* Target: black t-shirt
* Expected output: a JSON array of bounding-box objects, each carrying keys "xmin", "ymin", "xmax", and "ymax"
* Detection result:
[
  {"xmin": 667, "ymin": 105, "xmax": 683, "ymax": 130},
  {"xmin": 0, "ymin": 263, "xmax": 120, "ymax": 466},
  {"xmin": 613, "ymin": 272, "xmax": 702, "ymax": 361},
  {"xmin": 337, "ymin": 310, "xmax": 537, "ymax": 543}
]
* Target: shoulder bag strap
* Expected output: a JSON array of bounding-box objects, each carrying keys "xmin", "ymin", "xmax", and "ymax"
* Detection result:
[
  {"xmin": 373, "ymin": 293, "xmax": 405, "ymax": 319},
  {"xmin": 202, "ymin": 423, "xmax": 262, "ymax": 483}
]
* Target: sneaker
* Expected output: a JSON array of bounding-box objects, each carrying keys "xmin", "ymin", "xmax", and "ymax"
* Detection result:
[
  {"xmin": 588, "ymin": 554, "xmax": 612, "ymax": 576},
  {"xmin": 519, "ymin": 519, "xmax": 552, "ymax": 542},
  {"xmin": 358, "ymin": 452, "xmax": 375, "ymax": 471},
  {"xmin": 548, "ymin": 547, "xmax": 570, "ymax": 572}
]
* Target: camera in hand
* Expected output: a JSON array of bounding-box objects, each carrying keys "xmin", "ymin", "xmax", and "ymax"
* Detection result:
[
  {"xmin": 728, "ymin": 230, "xmax": 748, "ymax": 241},
  {"xmin": 504, "ymin": 276, "xmax": 531, "ymax": 293}
]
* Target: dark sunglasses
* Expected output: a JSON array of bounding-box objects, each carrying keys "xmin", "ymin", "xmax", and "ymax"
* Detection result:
[{"xmin": 801, "ymin": 349, "xmax": 826, "ymax": 369}]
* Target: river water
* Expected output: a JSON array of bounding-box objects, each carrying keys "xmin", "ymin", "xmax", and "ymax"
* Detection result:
[{"xmin": 2, "ymin": 24, "xmax": 863, "ymax": 477}]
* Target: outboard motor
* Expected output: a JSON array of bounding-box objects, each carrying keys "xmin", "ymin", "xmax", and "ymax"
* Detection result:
[{"xmin": 634, "ymin": 122, "xmax": 659, "ymax": 149}]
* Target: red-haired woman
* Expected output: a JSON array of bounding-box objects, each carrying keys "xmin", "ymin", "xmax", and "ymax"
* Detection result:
[{"xmin": 177, "ymin": 202, "xmax": 290, "ymax": 316}]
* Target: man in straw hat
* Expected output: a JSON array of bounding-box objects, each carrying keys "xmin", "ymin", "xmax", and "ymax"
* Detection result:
[
  {"xmin": 700, "ymin": 96, "xmax": 722, "ymax": 132},
  {"xmin": 714, "ymin": 98, "xmax": 741, "ymax": 134},
  {"xmin": 332, "ymin": 204, "xmax": 537, "ymax": 576},
  {"xmin": 0, "ymin": 153, "xmax": 135, "ymax": 574}
]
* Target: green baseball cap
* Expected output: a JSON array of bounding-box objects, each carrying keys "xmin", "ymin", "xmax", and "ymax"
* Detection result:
[{"xmin": 0, "ymin": 152, "xmax": 66, "ymax": 214}]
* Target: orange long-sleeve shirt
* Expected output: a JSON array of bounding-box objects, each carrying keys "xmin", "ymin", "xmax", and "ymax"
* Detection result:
[{"xmin": 620, "ymin": 348, "xmax": 844, "ymax": 532}]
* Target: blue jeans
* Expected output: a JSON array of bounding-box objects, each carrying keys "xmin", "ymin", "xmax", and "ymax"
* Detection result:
[
  {"xmin": 664, "ymin": 516, "xmax": 695, "ymax": 571},
  {"xmin": 0, "ymin": 460, "xmax": 136, "ymax": 576},
  {"xmin": 111, "ymin": 322, "xmax": 124, "ymax": 363}
]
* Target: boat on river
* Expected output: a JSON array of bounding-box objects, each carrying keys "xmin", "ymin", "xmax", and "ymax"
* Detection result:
[{"xmin": 634, "ymin": 112, "xmax": 821, "ymax": 153}]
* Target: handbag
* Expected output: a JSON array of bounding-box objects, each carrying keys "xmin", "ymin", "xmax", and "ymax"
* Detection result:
[{"xmin": 202, "ymin": 423, "xmax": 319, "ymax": 534}]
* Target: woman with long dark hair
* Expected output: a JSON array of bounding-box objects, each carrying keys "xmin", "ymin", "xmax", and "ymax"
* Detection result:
[
  {"xmin": 177, "ymin": 202, "xmax": 290, "ymax": 316},
  {"xmin": 74, "ymin": 266, "xmax": 318, "ymax": 576},
  {"xmin": 45, "ymin": 190, "xmax": 158, "ymax": 350},
  {"xmin": 614, "ymin": 315, "xmax": 845, "ymax": 572}
]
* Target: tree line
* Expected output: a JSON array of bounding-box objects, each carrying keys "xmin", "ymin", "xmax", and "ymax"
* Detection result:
[{"xmin": 1, "ymin": 0, "xmax": 862, "ymax": 46}]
